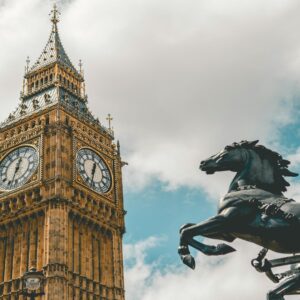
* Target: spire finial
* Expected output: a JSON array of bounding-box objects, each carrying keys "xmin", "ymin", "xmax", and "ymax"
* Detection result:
[
  {"xmin": 50, "ymin": 3, "xmax": 60, "ymax": 25},
  {"xmin": 79, "ymin": 59, "xmax": 84, "ymax": 75},
  {"xmin": 25, "ymin": 56, "xmax": 30, "ymax": 73},
  {"xmin": 106, "ymin": 113, "xmax": 113, "ymax": 130}
]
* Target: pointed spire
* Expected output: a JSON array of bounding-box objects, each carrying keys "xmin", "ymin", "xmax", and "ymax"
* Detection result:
[
  {"xmin": 1, "ymin": 3, "xmax": 106, "ymax": 130},
  {"xmin": 28, "ymin": 4, "xmax": 80, "ymax": 77}
]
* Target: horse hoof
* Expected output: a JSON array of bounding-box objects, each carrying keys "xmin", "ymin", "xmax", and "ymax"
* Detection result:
[
  {"xmin": 216, "ymin": 243, "xmax": 236, "ymax": 255},
  {"xmin": 182, "ymin": 254, "xmax": 196, "ymax": 270}
]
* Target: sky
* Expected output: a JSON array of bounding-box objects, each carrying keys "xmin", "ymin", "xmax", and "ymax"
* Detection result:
[{"xmin": 2, "ymin": 0, "xmax": 300, "ymax": 299}]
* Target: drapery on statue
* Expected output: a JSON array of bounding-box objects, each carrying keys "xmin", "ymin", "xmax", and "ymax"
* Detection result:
[{"xmin": 178, "ymin": 140, "xmax": 300, "ymax": 300}]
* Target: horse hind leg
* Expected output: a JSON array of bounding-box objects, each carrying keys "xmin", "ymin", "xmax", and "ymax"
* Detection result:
[{"xmin": 267, "ymin": 273, "xmax": 300, "ymax": 300}]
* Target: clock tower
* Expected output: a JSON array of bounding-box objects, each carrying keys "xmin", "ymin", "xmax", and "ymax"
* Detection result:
[{"xmin": 0, "ymin": 5, "xmax": 125, "ymax": 300}]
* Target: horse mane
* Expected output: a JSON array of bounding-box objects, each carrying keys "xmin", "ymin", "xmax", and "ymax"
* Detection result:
[{"xmin": 225, "ymin": 140, "xmax": 298, "ymax": 193}]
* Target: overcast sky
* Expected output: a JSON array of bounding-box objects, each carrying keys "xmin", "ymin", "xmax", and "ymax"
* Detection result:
[{"xmin": 2, "ymin": 0, "xmax": 300, "ymax": 299}]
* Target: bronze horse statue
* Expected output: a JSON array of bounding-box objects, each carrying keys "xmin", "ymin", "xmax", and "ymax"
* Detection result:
[{"xmin": 178, "ymin": 140, "xmax": 300, "ymax": 300}]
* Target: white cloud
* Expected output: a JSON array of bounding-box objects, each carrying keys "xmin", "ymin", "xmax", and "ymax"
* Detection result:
[
  {"xmin": 1, "ymin": 0, "xmax": 300, "ymax": 197},
  {"xmin": 125, "ymin": 237, "xmax": 299, "ymax": 300},
  {"xmin": 288, "ymin": 149, "xmax": 300, "ymax": 167},
  {"xmin": 124, "ymin": 237, "xmax": 163, "ymax": 299}
]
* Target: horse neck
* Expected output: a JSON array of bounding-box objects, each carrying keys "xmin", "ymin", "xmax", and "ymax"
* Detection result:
[{"xmin": 229, "ymin": 149, "xmax": 280, "ymax": 194}]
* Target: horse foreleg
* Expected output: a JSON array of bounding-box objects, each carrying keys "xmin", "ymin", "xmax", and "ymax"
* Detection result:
[
  {"xmin": 178, "ymin": 223, "xmax": 197, "ymax": 269},
  {"xmin": 179, "ymin": 207, "xmax": 241, "ymax": 269}
]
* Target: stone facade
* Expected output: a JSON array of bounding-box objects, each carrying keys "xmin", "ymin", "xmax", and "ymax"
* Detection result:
[{"xmin": 0, "ymin": 6, "xmax": 125, "ymax": 300}]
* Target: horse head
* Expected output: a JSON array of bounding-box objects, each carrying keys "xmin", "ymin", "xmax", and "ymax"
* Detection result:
[
  {"xmin": 199, "ymin": 141, "xmax": 255, "ymax": 174},
  {"xmin": 200, "ymin": 140, "xmax": 298, "ymax": 194}
]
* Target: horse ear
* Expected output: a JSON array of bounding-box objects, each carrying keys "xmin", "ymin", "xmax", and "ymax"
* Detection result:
[
  {"xmin": 249, "ymin": 140, "xmax": 259, "ymax": 146},
  {"xmin": 281, "ymin": 159, "xmax": 291, "ymax": 167}
]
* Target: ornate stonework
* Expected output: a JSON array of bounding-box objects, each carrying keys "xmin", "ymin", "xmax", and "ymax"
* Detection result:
[{"xmin": 0, "ymin": 5, "xmax": 125, "ymax": 300}]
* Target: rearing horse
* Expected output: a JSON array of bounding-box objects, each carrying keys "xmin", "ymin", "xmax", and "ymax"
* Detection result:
[{"xmin": 178, "ymin": 140, "xmax": 300, "ymax": 300}]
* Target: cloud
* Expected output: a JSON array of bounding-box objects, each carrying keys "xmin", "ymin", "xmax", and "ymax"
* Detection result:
[
  {"xmin": 124, "ymin": 237, "xmax": 300, "ymax": 300},
  {"xmin": 1, "ymin": 0, "xmax": 300, "ymax": 198},
  {"xmin": 288, "ymin": 148, "xmax": 300, "ymax": 167},
  {"xmin": 124, "ymin": 237, "xmax": 163, "ymax": 299},
  {"xmin": 56, "ymin": 0, "xmax": 300, "ymax": 195}
]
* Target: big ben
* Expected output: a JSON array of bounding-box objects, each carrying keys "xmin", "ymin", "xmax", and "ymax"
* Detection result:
[{"xmin": 0, "ymin": 4, "xmax": 125, "ymax": 300}]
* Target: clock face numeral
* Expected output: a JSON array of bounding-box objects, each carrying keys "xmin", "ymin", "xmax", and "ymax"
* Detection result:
[
  {"xmin": 76, "ymin": 148, "xmax": 112, "ymax": 193},
  {"xmin": 0, "ymin": 146, "xmax": 39, "ymax": 191}
]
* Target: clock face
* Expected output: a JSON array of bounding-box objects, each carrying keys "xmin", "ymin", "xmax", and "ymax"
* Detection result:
[
  {"xmin": 0, "ymin": 146, "xmax": 39, "ymax": 191},
  {"xmin": 76, "ymin": 148, "xmax": 111, "ymax": 193}
]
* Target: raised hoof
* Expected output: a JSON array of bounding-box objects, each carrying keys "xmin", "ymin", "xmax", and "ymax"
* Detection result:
[
  {"xmin": 182, "ymin": 254, "xmax": 196, "ymax": 269},
  {"xmin": 215, "ymin": 243, "xmax": 236, "ymax": 255}
]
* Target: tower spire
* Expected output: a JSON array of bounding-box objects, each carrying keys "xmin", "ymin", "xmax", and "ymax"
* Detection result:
[
  {"xmin": 2, "ymin": 2, "xmax": 106, "ymax": 137},
  {"xmin": 27, "ymin": 4, "xmax": 80, "ymax": 77}
]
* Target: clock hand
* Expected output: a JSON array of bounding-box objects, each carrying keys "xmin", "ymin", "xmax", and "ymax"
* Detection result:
[
  {"xmin": 15, "ymin": 157, "xmax": 22, "ymax": 173},
  {"xmin": 9, "ymin": 158, "xmax": 22, "ymax": 188},
  {"xmin": 91, "ymin": 162, "xmax": 96, "ymax": 183}
]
